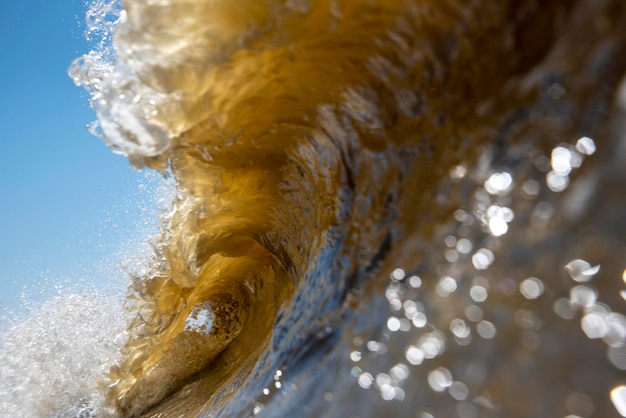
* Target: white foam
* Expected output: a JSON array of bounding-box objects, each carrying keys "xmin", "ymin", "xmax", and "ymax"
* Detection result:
[{"xmin": 0, "ymin": 293, "xmax": 125, "ymax": 417}]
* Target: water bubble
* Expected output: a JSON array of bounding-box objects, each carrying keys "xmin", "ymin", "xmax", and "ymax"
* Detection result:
[{"xmin": 350, "ymin": 351, "xmax": 362, "ymax": 362}]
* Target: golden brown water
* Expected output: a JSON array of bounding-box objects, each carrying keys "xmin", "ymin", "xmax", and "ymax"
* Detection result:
[{"xmin": 69, "ymin": 0, "xmax": 626, "ymax": 417}]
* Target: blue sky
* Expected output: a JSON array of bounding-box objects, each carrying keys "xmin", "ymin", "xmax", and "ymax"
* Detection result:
[{"xmin": 0, "ymin": 0, "xmax": 158, "ymax": 313}]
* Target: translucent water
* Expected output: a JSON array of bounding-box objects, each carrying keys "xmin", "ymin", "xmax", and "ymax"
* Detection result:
[{"xmin": 4, "ymin": 0, "xmax": 626, "ymax": 417}]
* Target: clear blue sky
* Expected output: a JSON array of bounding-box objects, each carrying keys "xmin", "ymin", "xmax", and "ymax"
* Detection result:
[{"xmin": 0, "ymin": 0, "xmax": 158, "ymax": 313}]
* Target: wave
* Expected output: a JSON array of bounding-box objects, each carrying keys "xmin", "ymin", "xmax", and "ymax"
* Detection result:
[{"xmin": 21, "ymin": 0, "xmax": 626, "ymax": 416}]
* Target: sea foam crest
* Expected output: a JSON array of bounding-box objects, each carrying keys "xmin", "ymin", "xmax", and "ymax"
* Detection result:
[{"xmin": 68, "ymin": 0, "xmax": 173, "ymax": 167}]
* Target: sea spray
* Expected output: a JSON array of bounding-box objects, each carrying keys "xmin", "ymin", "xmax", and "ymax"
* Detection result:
[{"xmin": 0, "ymin": 293, "xmax": 124, "ymax": 417}]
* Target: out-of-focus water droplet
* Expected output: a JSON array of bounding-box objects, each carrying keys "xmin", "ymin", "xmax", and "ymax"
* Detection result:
[
  {"xmin": 472, "ymin": 248, "xmax": 494, "ymax": 270},
  {"xmin": 570, "ymin": 285, "xmax": 597, "ymax": 308},
  {"xmin": 387, "ymin": 317, "xmax": 401, "ymax": 332},
  {"xmin": 522, "ymin": 179, "xmax": 540, "ymax": 197},
  {"xmin": 565, "ymin": 392, "xmax": 594, "ymax": 417},
  {"xmin": 576, "ymin": 136, "xmax": 596, "ymax": 155},
  {"xmin": 547, "ymin": 171, "xmax": 570, "ymax": 192},
  {"xmin": 520, "ymin": 277, "xmax": 545, "ymax": 299},
  {"xmin": 451, "ymin": 165, "xmax": 468, "ymax": 179},
  {"xmin": 551, "ymin": 146, "xmax": 574, "ymax": 176},
  {"xmin": 565, "ymin": 259, "xmax": 600, "ymax": 282},
  {"xmin": 408, "ymin": 275, "xmax": 422, "ymax": 288},
  {"xmin": 477, "ymin": 320, "xmax": 497, "ymax": 339},
  {"xmin": 428, "ymin": 367, "xmax": 453, "ymax": 392},
  {"xmin": 611, "ymin": 385, "xmax": 626, "ymax": 416},
  {"xmin": 465, "ymin": 305, "xmax": 484, "ymax": 322},
  {"xmin": 554, "ymin": 298, "xmax": 577, "ymax": 320},
  {"xmin": 449, "ymin": 381, "xmax": 469, "ymax": 401},
  {"xmin": 390, "ymin": 268, "xmax": 405, "ymax": 281},
  {"xmin": 484, "ymin": 172, "xmax": 513, "ymax": 195},
  {"xmin": 390, "ymin": 363, "xmax": 410, "ymax": 381},
  {"xmin": 350, "ymin": 351, "xmax": 362, "ymax": 362},
  {"xmin": 405, "ymin": 346, "xmax": 424, "ymax": 365},
  {"xmin": 436, "ymin": 276, "xmax": 458, "ymax": 296},
  {"xmin": 358, "ymin": 372, "xmax": 374, "ymax": 389},
  {"xmin": 456, "ymin": 238, "xmax": 473, "ymax": 254},
  {"xmin": 608, "ymin": 345, "xmax": 626, "ymax": 370},
  {"xmin": 488, "ymin": 216, "xmax": 508, "ymax": 236},
  {"xmin": 450, "ymin": 318, "xmax": 471, "ymax": 338},
  {"xmin": 470, "ymin": 285, "xmax": 488, "ymax": 303},
  {"xmin": 581, "ymin": 312, "xmax": 609, "ymax": 339}
]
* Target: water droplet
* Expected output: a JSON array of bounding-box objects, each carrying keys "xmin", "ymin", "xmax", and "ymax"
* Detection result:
[
  {"xmin": 358, "ymin": 372, "xmax": 374, "ymax": 389},
  {"xmin": 611, "ymin": 385, "xmax": 626, "ymax": 416},
  {"xmin": 405, "ymin": 346, "xmax": 424, "ymax": 365},
  {"xmin": 437, "ymin": 276, "xmax": 458, "ymax": 296},
  {"xmin": 547, "ymin": 171, "xmax": 570, "ymax": 192},
  {"xmin": 570, "ymin": 285, "xmax": 597, "ymax": 308},
  {"xmin": 576, "ymin": 136, "xmax": 596, "ymax": 155},
  {"xmin": 472, "ymin": 248, "xmax": 494, "ymax": 270},
  {"xmin": 428, "ymin": 367, "xmax": 453, "ymax": 392},
  {"xmin": 449, "ymin": 381, "xmax": 469, "ymax": 401},
  {"xmin": 470, "ymin": 285, "xmax": 488, "ymax": 303},
  {"xmin": 520, "ymin": 277, "xmax": 545, "ymax": 299},
  {"xmin": 581, "ymin": 312, "xmax": 609, "ymax": 339},
  {"xmin": 484, "ymin": 172, "xmax": 513, "ymax": 195},
  {"xmin": 477, "ymin": 320, "xmax": 497, "ymax": 339},
  {"xmin": 565, "ymin": 259, "xmax": 600, "ymax": 282}
]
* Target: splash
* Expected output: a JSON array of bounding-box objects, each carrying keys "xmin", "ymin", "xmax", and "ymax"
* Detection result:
[{"xmin": 65, "ymin": 0, "xmax": 626, "ymax": 417}]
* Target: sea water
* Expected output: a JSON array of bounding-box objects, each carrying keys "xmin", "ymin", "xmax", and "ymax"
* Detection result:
[{"xmin": 3, "ymin": 0, "xmax": 626, "ymax": 417}]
